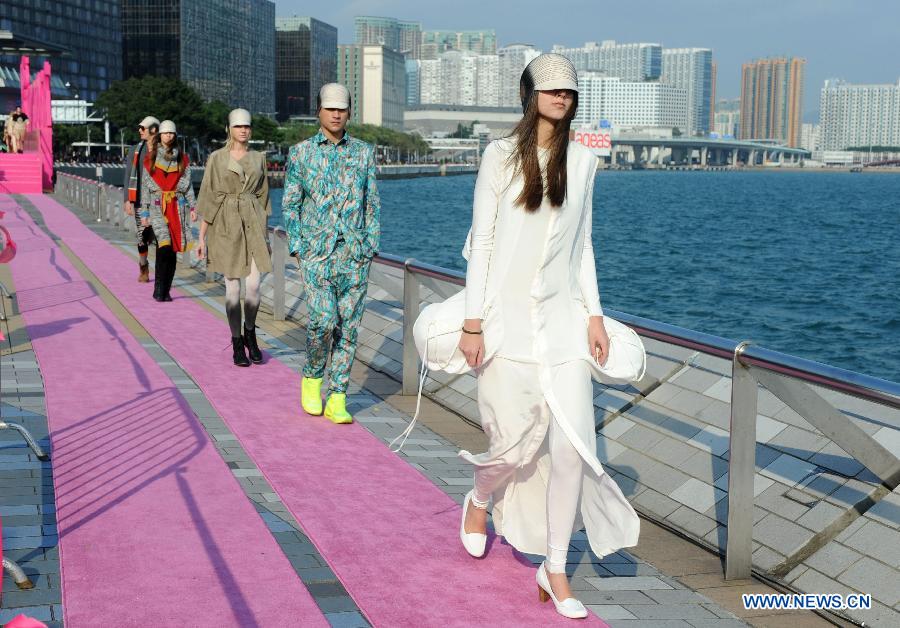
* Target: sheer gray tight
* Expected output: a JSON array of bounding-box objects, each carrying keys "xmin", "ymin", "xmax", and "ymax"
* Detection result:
[{"xmin": 224, "ymin": 259, "xmax": 261, "ymax": 337}]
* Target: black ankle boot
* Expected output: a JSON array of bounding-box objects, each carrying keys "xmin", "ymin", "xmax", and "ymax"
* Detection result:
[
  {"xmin": 162, "ymin": 248, "xmax": 176, "ymax": 301},
  {"xmin": 243, "ymin": 326, "xmax": 263, "ymax": 364},
  {"xmin": 232, "ymin": 336, "xmax": 251, "ymax": 367},
  {"xmin": 152, "ymin": 258, "xmax": 164, "ymax": 301}
]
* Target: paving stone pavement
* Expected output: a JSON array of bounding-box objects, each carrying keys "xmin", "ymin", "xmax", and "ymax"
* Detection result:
[
  {"xmin": 6, "ymin": 189, "xmax": 871, "ymax": 626},
  {"xmin": 1, "ymin": 352, "xmax": 62, "ymax": 627},
  {"xmin": 18, "ymin": 193, "xmax": 755, "ymax": 627}
]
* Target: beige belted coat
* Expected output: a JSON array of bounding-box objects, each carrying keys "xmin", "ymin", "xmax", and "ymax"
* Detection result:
[{"xmin": 197, "ymin": 147, "xmax": 272, "ymax": 278}]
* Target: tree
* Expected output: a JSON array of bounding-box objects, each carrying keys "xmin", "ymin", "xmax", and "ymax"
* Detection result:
[
  {"xmin": 672, "ymin": 127, "xmax": 682, "ymax": 137},
  {"xmin": 251, "ymin": 114, "xmax": 282, "ymax": 146},
  {"xmin": 95, "ymin": 76, "xmax": 210, "ymax": 143}
]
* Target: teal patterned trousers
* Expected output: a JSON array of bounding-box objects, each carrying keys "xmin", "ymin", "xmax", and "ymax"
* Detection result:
[{"xmin": 301, "ymin": 242, "xmax": 371, "ymax": 395}]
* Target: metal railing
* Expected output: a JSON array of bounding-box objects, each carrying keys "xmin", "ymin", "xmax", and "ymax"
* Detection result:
[{"xmin": 56, "ymin": 173, "xmax": 900, "ymax": 581}]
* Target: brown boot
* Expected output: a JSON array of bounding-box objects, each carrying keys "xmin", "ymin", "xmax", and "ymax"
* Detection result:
[{"xmin": 138, "ymin": 264, "xmax": 150, "ymax": 283}]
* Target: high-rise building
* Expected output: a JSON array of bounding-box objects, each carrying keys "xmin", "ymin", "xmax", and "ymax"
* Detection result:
[
  {"xmin": 419, "ymin": 59, "xmax": 442, "ymax": 105},
  {"xmin": 800, "ymin": 122, "xmax": 820, "ymax": 153},
  {"xmin": 416, "ymin": 51, "xmax": 500, "ymax": 108},
  {"xmin": 819, "ymin": 79, "xmax": 900, "ymax": 151},
  {"xmin": 498, "ymin": 44, "xmax": 542, "ymax": 108},
  {"xmin": 441, "ymin": 51, "xmax": 477, "ymax": 106},
  {"xmin": 405, "ymin": 59, "xmax": 421, "ymax": 107},
  {"xmin": 354, "ymin": 16, "xmax": 421, "ymax": 57},
  {"xmin": 1, "ymin": 0, "xmax": 122, "ymax": 104},
  {"xmin": 275, "ymin": 17, "xmax": 337, "ymax": 120},
  {"xmin": 475, "ymin": 55, "xmax": 500, "ymax": 108},
  {"xmin": 714, "ymin": 98, "xmax": 740, "ymax": 137},
  {"xmin": 709, "ymin": 61, "xmax": 717, "ymax": 133},
  {"xmin": 550, "ymin": 41, "xmax": 662, "ymax": 81},
  {"xmin": 575, "ymin": 73, "xmax": 687, "ymax": 130},
  {"xmin": 739, "ymin": 57, "xmax": 805, "ymax": 147},
  {"xmin": 662, "ymin": 48, "xmax": 714, "ymax": 136},
  {"xmin": 122, "ymin": 0, "xmax": 275, "ymax": 114},
  {"xmin": 337, "ymin": 45, "xmax": 406, "ymax": 130},
  {"xmin": 420, "ymin": 29, "xmax": 496, "ymax": 60}
]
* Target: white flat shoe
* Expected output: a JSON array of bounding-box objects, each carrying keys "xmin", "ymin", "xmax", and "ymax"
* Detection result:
[
  {"xmin": 459, "ymin": 489, "xmax": 487, "ymax": 558},
  {"xmin": 536, "ymin": 561, "xmax": 588, "ymax": 619}
]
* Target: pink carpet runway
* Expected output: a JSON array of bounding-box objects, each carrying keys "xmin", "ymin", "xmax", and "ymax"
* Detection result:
[
  {"xmin": 24, "ymin": 194, "xmax": 608, "ymax": 627},
  {"xmin": 4, "ymin": 197, "xmax": 327, "ymax": 627}
]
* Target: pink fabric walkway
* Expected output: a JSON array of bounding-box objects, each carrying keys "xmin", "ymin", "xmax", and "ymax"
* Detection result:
[
  {"xmin": 26, "ymin": 194, "xmax": 608, "ymax": 627},
  {"xmin": 3, "ymin": 197, "xmax": 327, "ymax": 627}
]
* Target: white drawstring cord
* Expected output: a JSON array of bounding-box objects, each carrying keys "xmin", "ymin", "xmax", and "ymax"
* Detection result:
[{"xmin": 389, "ymin": 334, "xmax": 429, "ymax": 453}]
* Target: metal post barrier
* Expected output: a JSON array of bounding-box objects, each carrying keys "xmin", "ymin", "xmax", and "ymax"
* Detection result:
[
  {"xmin": 2, "ymin": 556, "xmax": 34, "ymax": 590},
  {"xmin": 725, "ymin": 342, "xmax": 757, "ymax": 580},
  {"xmin": 0, "ymin": 421, "xmax": 50, "ymax": 461},
  {"xmin": 96, "ymin": 184, "xmax": 104, "ymax": 222},
  {"xmin": 401, "ymin": 260, "xmax": 421, "ymax": 395},
  {"xmin": 271, "ymin": 230, "xmax": 286, "ymax": 321}
]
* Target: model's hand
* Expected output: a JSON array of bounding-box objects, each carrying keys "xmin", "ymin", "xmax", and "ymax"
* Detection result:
[
  {"xmin": 140, "ymin": 217, "xmax": 149, "ymax": 227},
  {"xmin": 124, "ymin": 201, "xmax": 134, "ymax": 216},
  {"xmin": 190, "ymin": 209, "xmax": 197, "ymax": 222},
  {"xmin": 196, "ymin": 241, "xmax": 206, "ymax": 260},
  {"xmin": 459, "ymin": 319, "xmax": 485, "ymax": 368},
  {"xmin": 588, "ymin": 316, "xmax": 610, "ymax": 366}
]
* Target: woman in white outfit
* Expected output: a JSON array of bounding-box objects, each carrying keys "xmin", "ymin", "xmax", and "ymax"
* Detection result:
[{"xmin": 457, "ymin": 53, "xmax": 640, "ymax": 619}]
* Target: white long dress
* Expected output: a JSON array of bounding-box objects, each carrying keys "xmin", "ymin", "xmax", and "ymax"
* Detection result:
[{"xmin": 458, "ymin": 139, "xmax": 640, "ymax": 559}]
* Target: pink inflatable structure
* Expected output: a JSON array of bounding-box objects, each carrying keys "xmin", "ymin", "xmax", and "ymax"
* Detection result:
[{"xmin": 19, "ymin": 56, "xmax": 54, "ymax": 190}]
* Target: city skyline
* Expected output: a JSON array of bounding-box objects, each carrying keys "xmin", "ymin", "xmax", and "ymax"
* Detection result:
[{"xmin": 276, "ymin": 0, "xmax": 900, "ymax": 121}]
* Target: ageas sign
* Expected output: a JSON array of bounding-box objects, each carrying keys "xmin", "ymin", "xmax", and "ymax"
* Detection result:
[{"xmin": 573, "ymin": 129, "xmax": 612, "ymax": 156}]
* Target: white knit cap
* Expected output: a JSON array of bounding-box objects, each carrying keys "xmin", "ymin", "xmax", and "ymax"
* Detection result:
[
  {"xmin": 158, "ymin": 120, "xmax": 176, "ymax": 134},
  {"xmin": 139, "ymin": 116, "xmax": 160, "ymax": 129},
  {"xmin": 319, "ymin": 83, "xmax": 350, "ymax": 109},
  {"xmin": 228, "ymin": 108, "xmax": 252, "ymax": 127},
  {"xmin": 524, "ymin": 53, "xmax": 579, "ymax": 92}
]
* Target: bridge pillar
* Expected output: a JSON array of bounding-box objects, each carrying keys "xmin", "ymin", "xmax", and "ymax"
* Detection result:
[
  {"xmin": 749, "ymin": 150, "xmax": 756, "ymax": 166},
  {"xmin": 657, "ymin": 146, "xmax": 665, "ymax": 166},
  {"xmin": 730, "ymin": 149, "xmax": 737, "ymax": 166},
  {"xmin": 700, "ymin": 147, "xmax": 708, "ymax": 167},
  {"xmin": 778, "ymin": 151, "xmax": 784, "ymax": 165}
]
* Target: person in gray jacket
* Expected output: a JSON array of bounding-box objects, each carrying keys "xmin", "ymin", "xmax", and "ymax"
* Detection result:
[{"xmin": 123, "ymin": 116, "xmax": 159, "ymax": 282}]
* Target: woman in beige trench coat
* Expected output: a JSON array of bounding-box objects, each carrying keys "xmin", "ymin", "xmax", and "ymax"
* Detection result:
[
  {"xmin": 457, "ymin": 54, "xmax": 640, "ymax": 620},
  {"xmin": 197, "ymin": 108, "xmax": 272, "ymax": 367}
]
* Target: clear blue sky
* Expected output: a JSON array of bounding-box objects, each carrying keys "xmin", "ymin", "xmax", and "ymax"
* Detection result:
[{"xmin": 276, "ymin": 0, "xmax": 900, "ymax": 122}]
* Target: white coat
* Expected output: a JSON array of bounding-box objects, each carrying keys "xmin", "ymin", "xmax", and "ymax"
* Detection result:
[{"xmin": 459, "ymin": 138, "xmax": 640, "ymax": 558}]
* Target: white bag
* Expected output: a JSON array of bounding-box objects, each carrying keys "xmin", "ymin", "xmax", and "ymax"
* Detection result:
[
  {"xmin": 390, "ymin": 289, "xmax": 646, "ymax": 453},
  {"xmin": 412, "ymin": 289, "xmax": 501, "ymax": 375},
  {"xmin": 413, "ymin": 288, "xmax": 646, "ymax": 383}
]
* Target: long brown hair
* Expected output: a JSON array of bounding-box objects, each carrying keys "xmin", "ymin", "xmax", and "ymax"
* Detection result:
[
  {"xmin": 509, "ymin": 71, "xmax": 578, "ymax": 211},
  {"xmin": 147, "ymin": 132, "xmax": 185, "ymax": 174}
]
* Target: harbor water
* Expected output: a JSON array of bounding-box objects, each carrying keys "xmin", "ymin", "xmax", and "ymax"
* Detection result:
[{"xmin": 270, "ymin": 170, "xmax": 900, "ymax": 382}]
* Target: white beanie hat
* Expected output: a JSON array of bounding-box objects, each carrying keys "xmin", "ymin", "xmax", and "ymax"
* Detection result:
[
  {"xmin": 523, "ymin": 53, "xmax": 579, "ymax": 92},
  {"xmin": 319, "ymin": 83, "xmax": 350, "ymax": 109},
  {"xmin": 228, "ymin": 108, "xmax": 252, "ymax": 127},
  {"xmin": 139, "ymin": 116, "xmax": 160, "ymax": 129},
  {"xmin": 158, "ymin": 120, "xmax": 176, "ymax": 134}
]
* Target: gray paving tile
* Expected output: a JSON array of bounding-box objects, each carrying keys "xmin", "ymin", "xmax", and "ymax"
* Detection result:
[
  {"xmin": 805, "ymin": 541, "xmax": 863, "ymax": 578},
  {"xmin": 628, "ymin": 604, "xmax": 719, "ymax": 620},
  {"xmin": 755, "ymin": 514, "xmax": 814, "ymax": 556},
  {"xmin": 843, "ymin": 521, "xmax": 900, "ymax": 569},
  {"xmin": 839, "ymin": 557, "xmax": 900, "ymax": 606},
  {"xmin": 587, "ymin": 604, "xmax": 638, "ymax": 620},
  {"xmin": 585, "ymin": 576, "xmax": 674, "ymax": 591}
]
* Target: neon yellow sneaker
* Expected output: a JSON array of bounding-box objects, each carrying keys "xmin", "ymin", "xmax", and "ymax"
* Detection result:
[
  {"xmin": 301, "ymin": 377, "xmax": 324, "ymax": 416},
  {"xmin": 324, "ymin": 393, "xmax": 353, "ymax": 424}
]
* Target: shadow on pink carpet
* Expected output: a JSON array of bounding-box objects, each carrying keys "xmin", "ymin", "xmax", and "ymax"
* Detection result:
[
  {"xmin": 23, "ymin": 194, "xmax": 610, "ymax": 627},
  {"xmin": 5, "ymin": 199, "xmax": 327, "ymax": 627}
]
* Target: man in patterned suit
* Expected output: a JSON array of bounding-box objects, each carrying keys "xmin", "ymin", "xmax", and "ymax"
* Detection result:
[{"xmin": 282, "ymin": 83, "xmax": 381, "ymax": 424}]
